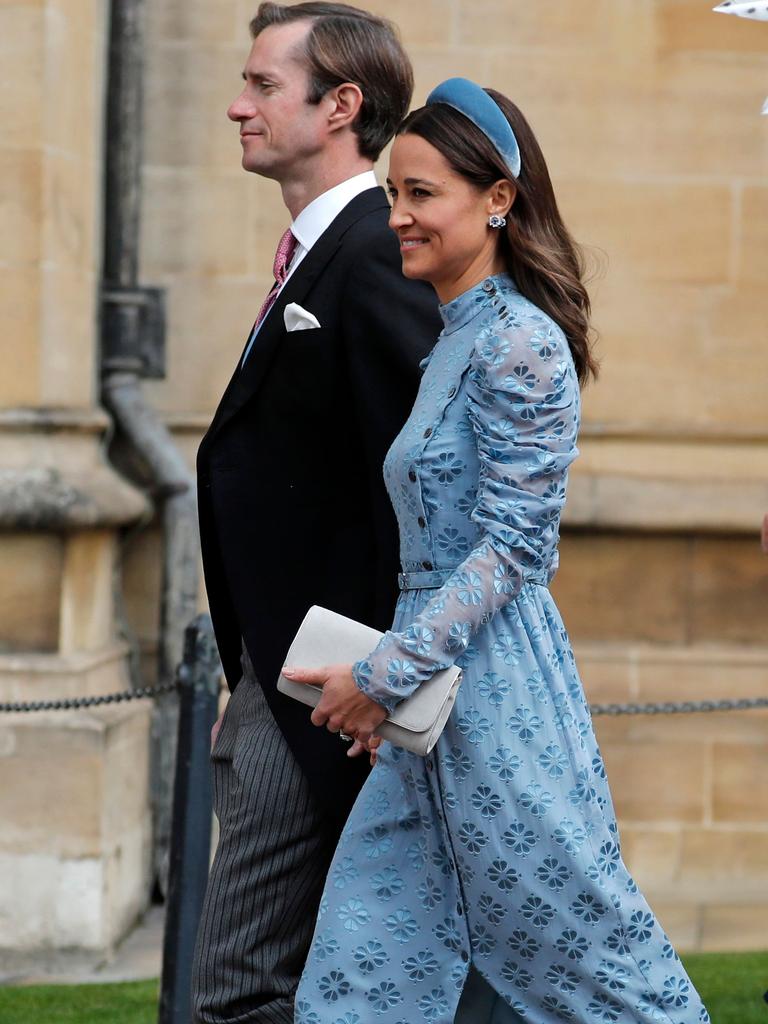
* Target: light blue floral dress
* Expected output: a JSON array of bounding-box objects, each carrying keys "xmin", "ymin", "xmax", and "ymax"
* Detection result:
[{"xmin": 296, "ymin": 274, "xmax": 708, "ymax": 1024}]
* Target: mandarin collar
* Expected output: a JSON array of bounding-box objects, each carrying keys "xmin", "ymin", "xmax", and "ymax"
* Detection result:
[{"xmin": 438, "ymin": 273, "xmax": 516, "ymax": 335}]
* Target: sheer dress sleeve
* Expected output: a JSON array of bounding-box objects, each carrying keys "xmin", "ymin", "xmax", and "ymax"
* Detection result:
[{"xmin": 352, "ymin": 314, "xmax": 581, "ymax": 713}]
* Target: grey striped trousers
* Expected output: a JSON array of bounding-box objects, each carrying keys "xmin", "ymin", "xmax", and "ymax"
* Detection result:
[{"xmin": 191, "ymin": 649, "xmax": 338, "ymax": 1023}]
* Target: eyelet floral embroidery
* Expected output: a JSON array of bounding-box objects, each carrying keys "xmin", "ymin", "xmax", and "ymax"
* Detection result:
[{"xmin": 298, "ymin": 274, "xmax": 709, "ymax": 1023}]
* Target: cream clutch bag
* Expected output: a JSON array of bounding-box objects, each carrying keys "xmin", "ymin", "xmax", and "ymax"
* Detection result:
[{"xmin": 277, "ymin": 605, "xmax": 462, "ymax": 756}]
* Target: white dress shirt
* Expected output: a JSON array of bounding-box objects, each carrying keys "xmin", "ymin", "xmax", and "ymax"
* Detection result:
[{"xmin": 241, "ymin": 170, "xmax": 379, "ymax": 366}]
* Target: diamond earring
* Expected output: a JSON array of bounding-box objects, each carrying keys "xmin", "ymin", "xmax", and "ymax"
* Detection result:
[{"xmin": 488, "ymin": 214, "xmax": 507, "ymax": 229}]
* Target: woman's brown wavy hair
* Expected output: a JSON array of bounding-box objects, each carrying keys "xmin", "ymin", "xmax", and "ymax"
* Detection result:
[{"xmin": 398, "ymin": 91, "xmax": 598, "ymax": 385}]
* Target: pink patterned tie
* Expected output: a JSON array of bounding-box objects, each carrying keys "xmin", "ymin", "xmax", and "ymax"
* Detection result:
[{"xmin": 254, "ymin": 228, "xmax": 298, "ymax": 330}]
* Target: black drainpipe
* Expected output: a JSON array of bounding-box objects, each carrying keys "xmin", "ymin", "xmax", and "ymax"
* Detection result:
[{"xmin": 100, "ymin": 0, "xmax": 203, "ymax": 892}]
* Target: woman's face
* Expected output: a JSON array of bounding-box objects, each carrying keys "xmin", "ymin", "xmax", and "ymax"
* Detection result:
[{"xmin": 387, "ymin": 132, "xmax": 508, "ymax": 302}]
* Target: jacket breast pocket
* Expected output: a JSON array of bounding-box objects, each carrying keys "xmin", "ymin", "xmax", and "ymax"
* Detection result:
[{"xmin": 269, "ymin": 327, "xmax": 335, "ymax": 410}]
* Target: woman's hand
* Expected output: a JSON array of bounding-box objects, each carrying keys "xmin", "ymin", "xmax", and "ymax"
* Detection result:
[{"xmin": 281, "ymin": 663, "xmax": 388, "ymax": 754}]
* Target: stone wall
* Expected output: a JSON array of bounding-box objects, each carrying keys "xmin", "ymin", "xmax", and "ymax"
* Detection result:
[
  {"xmin": 0, "ymin": 0, "xmax": 766, "ymax": 960},
  {"xmin": 0, "ymin": 0, "xmax": 152, "ymax": 969}
]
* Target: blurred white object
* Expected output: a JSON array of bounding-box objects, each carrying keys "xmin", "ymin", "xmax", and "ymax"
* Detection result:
[
  {"xmin": 762, "ymin": 96, "xmax": 768, "ymax": 114},
  {"xmin": 713, "ymin": 1, "xmax": 768, "ymax": 20}
]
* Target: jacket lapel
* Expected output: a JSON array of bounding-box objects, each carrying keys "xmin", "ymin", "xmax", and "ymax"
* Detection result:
[{"xmin": 204, "ymin": 187, "xmax": 389, "ymax": 443}]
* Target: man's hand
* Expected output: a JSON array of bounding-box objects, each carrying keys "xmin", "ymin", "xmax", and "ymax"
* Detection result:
[
  {"xmin": 281, "ymin": 663, "xmax": 387, "ymax": 752},
  {"xmin": 211, "ymin": 710, "xmax": 225, "ymax": 750}
]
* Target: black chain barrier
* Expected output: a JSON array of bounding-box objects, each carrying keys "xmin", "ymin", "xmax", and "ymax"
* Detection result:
[
  {"xmin": 0, "ymin": 681, "xmax": 180, "ymax": 713},
  {"xmin": 1, "ymin": 688, "xmax": 766, "ymax": 716}
]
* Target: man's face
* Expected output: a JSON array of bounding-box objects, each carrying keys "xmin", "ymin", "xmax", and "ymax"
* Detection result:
[{"xmin": 227, "ymin": 22, "xmax": 328, "ymax": 180}]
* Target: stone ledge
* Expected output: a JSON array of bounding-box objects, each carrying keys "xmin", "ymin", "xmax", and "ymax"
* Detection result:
[
  {"xmin": 0, "ymin": 466, "xmax": 149, "ymax": 529},
  {"xmin": 0, "ymin": 407, "xmax": 110, "ymax": 434},
  {"xmin": 644, "ymin": 890, "xmax": 768, "ymax": 953},
  {"xmin": 0, "ymin": 409, "xmax": 150, "ymax": 529},
  {"xmin": 162, "ymin": 414, "xmax": 768, "ymax": 534},
  {"xmin": 565, "ymin": 473, "xmax": 768, "ymax": 533},
  {"xmin": 0, "ymin": 643, "xmax": 134, "ymax": 701}
]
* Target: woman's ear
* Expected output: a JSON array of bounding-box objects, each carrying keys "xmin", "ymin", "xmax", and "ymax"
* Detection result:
[
  {"xmin": 326, "ymin": 82, "xmax": 364, "ymax": 133},
  {"xmin": 488, "ymin": 178, "xmax": 516, "ymax": 218}
]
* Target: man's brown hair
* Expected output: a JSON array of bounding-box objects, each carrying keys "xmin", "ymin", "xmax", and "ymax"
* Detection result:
[{"xmin": 250, "ymin": 2, "xmax": 413, "ymax": 161}]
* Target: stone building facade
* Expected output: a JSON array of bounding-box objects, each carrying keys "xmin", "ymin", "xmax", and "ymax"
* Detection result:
[{"xmin": 1, "ymin": 0, "xmax": 766, "ymax": 966}]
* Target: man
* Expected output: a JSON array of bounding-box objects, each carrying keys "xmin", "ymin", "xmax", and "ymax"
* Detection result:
[{"xmin": 192, "ymin": 4, "xmax": 440, "ymax": 1022}]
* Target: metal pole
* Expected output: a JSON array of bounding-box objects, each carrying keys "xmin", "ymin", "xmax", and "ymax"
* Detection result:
[{"xmin": 158, "ymin": 615, "xmax": 221, "ymax": 1024}]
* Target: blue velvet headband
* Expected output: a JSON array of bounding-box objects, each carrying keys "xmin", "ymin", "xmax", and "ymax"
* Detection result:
[{"xmin": 426, "ymin": 77, "xmax": 522, "ymax": 179}]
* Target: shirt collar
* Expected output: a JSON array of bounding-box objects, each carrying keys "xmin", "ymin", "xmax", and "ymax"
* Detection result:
[
  {"xmin": 290, "ymin": 170, "xmax": 379, "ymax": 253},
  {"xmin": 439, "ymin": 273, "xmax": 516, "ymax": 335}
]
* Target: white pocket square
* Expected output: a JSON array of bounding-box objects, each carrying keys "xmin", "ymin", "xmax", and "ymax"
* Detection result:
[{"xmin": 284, "ymin": 302, "xmax": 321, "ymax": 331}]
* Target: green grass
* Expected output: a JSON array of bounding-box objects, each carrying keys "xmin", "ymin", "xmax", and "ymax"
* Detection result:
[
  {"xmin": 0, "ymin": 979, "xmax": 159, "ymax": 1024},
  {"xmin": 683, "ymin": 950, "xmax": 767, "ymax": 1024},
  {"xmin": 0, "ymin": 953, "xmax": 764, "ymax": 1023}
]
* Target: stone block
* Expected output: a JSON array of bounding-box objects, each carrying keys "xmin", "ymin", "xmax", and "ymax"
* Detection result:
[
  {"xmin": 635, "ymin": 647, "xmax": 768, "ymax": 703},
  {"xmin": 703, "ymin": 286, "xmax": 768, "ymax": 430},
  {"xmin": 103, "ymin": 702, "xmax": 153, "ymax": 839},
  {"xmin": 365, "ymin": 0, "xmax": 455, "ymax": 47},
  {"xmin": 0, "ymin": 533, "xmax": 63, "ymax": 652},
  {"xmin": 486, "ymin": 50, "xmax": 651, "ymax": 184},
  {"xmin": 575, "ymin": 438, "xmax": 768, "ymax": 484},
  {"xmin": 645, "ymin": 899, "xmax": 701, "ymax": 953},
  {"xmin": 566, "ymin": 472, "xmax": 768, "ymax": 535},
  {"xmin": 59, "ymin": 530, "xmax": 116, "ymax": 654},
  {"xmin": 44, "ymin": 1, "xmax": 105, "ymax": 162},
  {"xmin": 552, "ymin": 533, "xmax": 689, "ymax": 645},
  {"xmin": 148, "ymin": 0, "xmax": 241, "ymax": 44},
  {"xmin": 140, "ymin": 169, "xmax": 253, "ymax": 278},
  {"xmin": 712, "ymin": 742, "xmax": 768, "ymax": 824},
  {"xmin": 411, "ymin": 47, "xmax": 490, "ymax": 108},
  {"xmin": 573, "ymin": 648, "xmax": 634, "ymax": 704},
  {"xmin": 42, "ymin": 152, "xmax": 98, "ymax": 271},
  {"xmin": 103, "ymin": 821, "xmax": 153, "ymax": 948},
  {"xmin": 556, "ymin": 180, "xmax": 732, "ymax": 286},
  {"xmin": 689, "ymin": 536, "xmax": 768, "ymax": 646},
  {"xmin": 0, "ymin": 851, "xmax": 104, "ymax": 951},
  {"xmin": 0, "ymin": 149, "xmax": 42, "ymax": 267},
  {"xmin": 0, "ymin": 6, "xmax": 44, "ymax": 150},
  {"xmin": 599, "ymin": 738, "xmax": 707, "ymax": 823},
  {"xmin": 699, "ymin": 903, "xmax": 768, "ymax": 952},
  {"xmin": 120, "ymin": 525, "xmax": 162, "ymax": 651},
  {"xmin": 39, "ymin": 265, "xmax": 97, "ymax": 407},
  {"xmin": 576, "ymin": 277, "xmax": 710, "ymax": 431},
  {"xmin": 458, "ymin": 0, "xmax": 653, "ymax": 55},
  {"xmin": 0, "ymin": 701, "xmax": 152, "ymax": 952},
  {"xmin": 679, "ymin": 828, "xmax": 768, "ymax": 883},
  {"xmin": 618, "ymin": 826, "xmax": 682, "ymax": 889},
  {"xmin": 655, "ymin": 0, "xmax": 768, "ymax": 54},
  {"xmin": 601, "ymin": 705, "xmax": 767, "ymax": 747},
  {"xmin": 0, "ymin": 644, "xmax": 133, "ymax": 703},
  {"xmin": 1, "ymin": 712, "xmax": 103, "ymax": 858},
  {"xmin": 646, "ymin": 54, "xmax": 768, "ymax": 179},
  {"xmin": 143, "ymin": 43, "xmax": 246, "ymax": 171},
  {"xmin": 739, "ymin": 187, "xmax": 768, "ymax": 287}
]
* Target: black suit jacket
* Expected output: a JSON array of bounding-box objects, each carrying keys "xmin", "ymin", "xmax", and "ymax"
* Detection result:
[{"xmin": 197, "ymin": 187, "xmax": 441, "ymax": 822}]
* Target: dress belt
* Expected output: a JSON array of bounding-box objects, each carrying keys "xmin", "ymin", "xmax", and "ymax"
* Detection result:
[
  {"xmin": 398, "ymin": 569, "xmax": 454, "ymax": 590},
  {"xmin": 398, "ymin": 568, "xmax": 551, "ymax": 591}
]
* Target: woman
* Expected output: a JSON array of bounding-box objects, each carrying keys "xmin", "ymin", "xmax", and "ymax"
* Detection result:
[{"xmin": 286, "ymin": 79, "xmax": 708, "ymax": 1024}]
